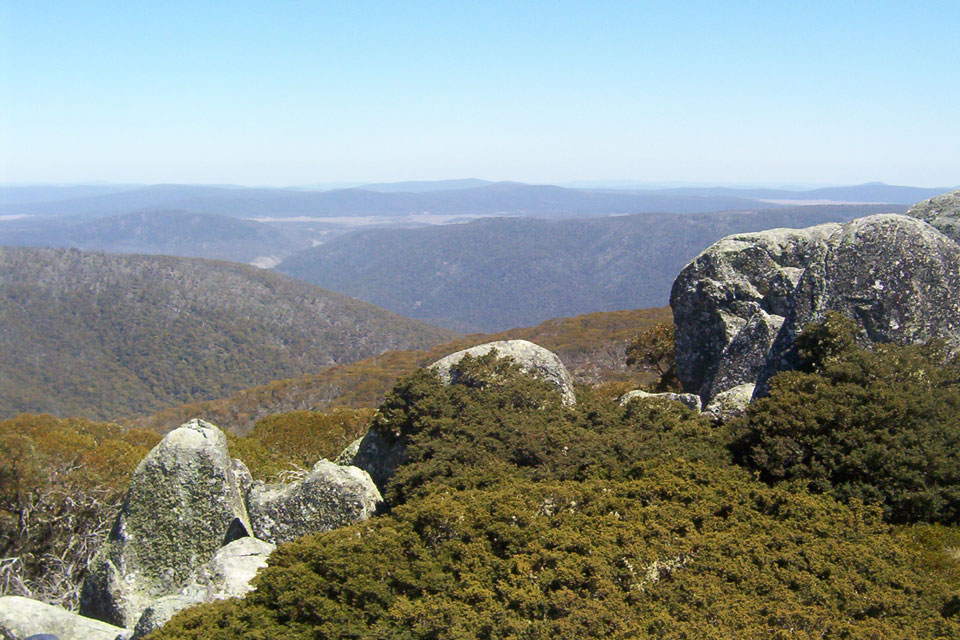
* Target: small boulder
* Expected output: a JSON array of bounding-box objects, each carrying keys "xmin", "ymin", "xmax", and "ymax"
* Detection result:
[
  {"xmin": 81, "ymin": 419, "xmax": 252, "ymax": 629},
  {"xmin": 247, "ymin": 460, "xmax": 381, "ymax": 544},
  {"xmin": 430, "ymin": 340, "xmax": 577, "ymax": 406},
  {"xmin": 0, "ymin": 596, "xmax": 126, "ymax": 640},
  {"xmin": 703, "ymin": 383, "xmax": 755, "ymax": 423},
  {"xmin": 129, "ymin": 537, "xmax": 275, "ymax": 638},
  {"xmin": 619, "ymin": 390, "xmax": 702, "ymax": 412}
]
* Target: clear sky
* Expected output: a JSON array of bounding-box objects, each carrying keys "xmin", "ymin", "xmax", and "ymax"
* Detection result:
[{"xmin": 1, "ymin": 1, "xmax": 958, "ymax": 187}]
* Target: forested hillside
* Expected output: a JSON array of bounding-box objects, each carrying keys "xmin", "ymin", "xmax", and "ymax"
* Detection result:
[
  {"xmin": 134, "ymin": 307, "xmax": 672, "ymax": 434},
  {"xmin": 277, "ymin": 204, "xmax": 905, "ymax": 331},
  {"xmin": 0, "ymin": 247, "xmax": 455, "ymax": 420}
]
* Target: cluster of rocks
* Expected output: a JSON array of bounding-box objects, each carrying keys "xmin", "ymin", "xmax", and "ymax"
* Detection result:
[
  {"xmin": 670, "ymin": 191, "xmax": 960, "ymax": 406},
  {"xmin": 618, "ymin": 384, "xmax": 754, "ymax": 423},
  {"xmin": 2, "ymin": 340, "xmax": 576, "ymax": 640},
  {"xmin": 1, "ymin": 418, "xmax": 382, "ymax": 640}
]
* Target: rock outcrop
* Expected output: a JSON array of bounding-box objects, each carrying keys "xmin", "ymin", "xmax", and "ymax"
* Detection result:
[
  {"xmin": 0, "ymin": 596, "xmax": 126, "ymax": 640},
  {"xmin": 247, "ymin": 460, "xmax": 381, "ymax": 544},
  {"xmin": 671, "ymin": 213, "xmax": 960, "ymax": 403},
  {"xmin": 619, "ymin": 390, "xmax": 702, "ymax": 412},
  {"xmin": 81, "ymin": 419, "xmax": 252, "ymax": 628},
  {"xmin": 129, "ymin": 537, "xmax": 275, "ymax": 638},
  {"xmin": 430, "ymin": 340, "xmax": 577, "ymax": 406},
  {"xmin": 906, "ymin": 189, "xmax": 960, "ymax": 244}
]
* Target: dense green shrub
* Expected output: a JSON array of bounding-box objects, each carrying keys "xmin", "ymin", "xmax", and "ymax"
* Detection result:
[
  {"xmin": 150, "ymin": 461, "xmax": 960, "ymax": 640},
  {"xmin": 735, "ymin": 313, "xmax": 960, "ymax": 523},
  {"xmin": 373, "ymin": 352, "xmax": 728, "ymax": 505}
]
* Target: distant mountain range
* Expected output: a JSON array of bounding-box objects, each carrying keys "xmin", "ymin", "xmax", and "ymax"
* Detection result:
[
  {"xmin": 0, "ymin": 247, "xmax": 455, "ymax": 420},
  {"xmin": 275, "ymin": 203, "xmax": 907, "ymax": 332},
  {"xmin": 1, "ymin": 181, "xmax": 948, "ymax": 220},
  {"xmin": 0, "ymin": 210, "xmax": 315, "ymax": 265}
]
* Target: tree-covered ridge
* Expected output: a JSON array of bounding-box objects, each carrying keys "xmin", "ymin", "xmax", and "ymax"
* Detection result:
[
  {"xmin": 0, "ymin": 247, "xmax": 455, "ymax": 421},
  {"xmin": 134, "ymin": 307, "xmax": 671, "ymax": 435},
  {"xmin": 148, "ymin": 346, "xmax": 960, "ymax": 639}
]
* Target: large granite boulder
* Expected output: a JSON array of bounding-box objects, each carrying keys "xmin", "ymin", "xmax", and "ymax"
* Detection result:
[
  {"xmin": 129, "ymin": 537, "xmax": 275, "ymax": 639},
  {"xmin": 81, "ymin": 419, "xmax": 252, "ymax": 629},
  {"xmin": 671, "ymin": 212, "xmax": 960, "ymax": 403},
  {"xmin": 430, "ymin": 340, "xmax": 577, "ymax": 406},
  {"xmin": 906, "ymin": 189, "xmax": 960, "ymax": 244},
  {"xmin": 0, "ymin": 596, "xmax": 126, "ymax": 640},
  {"xmin": 247, "ymin": 460, "xmax": 381, "ymax": 544}
]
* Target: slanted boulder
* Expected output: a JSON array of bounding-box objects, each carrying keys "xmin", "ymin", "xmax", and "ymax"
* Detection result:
[
  {"xmin": 671, "ymin": 212, "xmax": 960, "ymax": 403},
  {"xmin": 130, "ymin": 537, "xmax": 275, "ymax": 639},
  {"xmin": 0, "ymin": 596, "xmax": 126, "ymax": 640},
  {"xmin": 430, "ymin": 340, "xmax": 577, "ymax": 406},
  {"xmin": 247, "ymin": 460, "xmax": 381, "ymax": 544},
  {"xmin": 80, "ymin": 419, "xmax": 251, "ymax": 629},
  {"xmin": 619, "ymin": 390, "xmax": 701, "ymax": 412}
]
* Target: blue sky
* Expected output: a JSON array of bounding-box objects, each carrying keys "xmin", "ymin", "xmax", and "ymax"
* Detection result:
[{"xmin": 1, "ymin": 1, "xmax": 957, "ymax": 186}]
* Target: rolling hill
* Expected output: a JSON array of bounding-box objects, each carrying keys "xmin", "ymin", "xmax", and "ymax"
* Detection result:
[
  {"xmin": 0, "ymin": 247, "xmax": 455, "ymax": 420},
  {"xmin": 276, "ymin": 203, "xmax": 906, "ymax": 332},
  {"xmin": 133, "ymin": 307, "xmax": 673, "ymax": 435}
]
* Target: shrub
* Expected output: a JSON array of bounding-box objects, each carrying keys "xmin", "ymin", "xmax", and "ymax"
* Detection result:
[
  {"xmin": 150, "ymin": 461, "xmax": 960, "ymax": 640},
  {"xmin": 228, "ymin": 408, "xmax": 373, "ymax": 480},
  {"xmin": 735, "ymin": 314, "xmax": 960, "ymax": 523},
  {"xmin": 0, "ymin": 414, "xmax": 160, "ymax": 608}
]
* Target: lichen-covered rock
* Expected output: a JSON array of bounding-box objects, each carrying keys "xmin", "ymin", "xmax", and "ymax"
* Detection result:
[
  {"xmin": 619, "ymin": 390, "xmax": 702, "ymax": 412},
  {"xmin": 906, "ymin": 189, "xmax": 960, "ymax": 244},
  {"xmin": 430, "ymin": 340, "xmax": 577, "ymax": 406},
  {"xmin": 247, "ymin": 460, "xmax": 381, "ymax": 544},
  {"xmin": 671, "ymin": 211, "xmax": 960, "ymax": 403},
  {"xmin": 80, "ymin": 419, "xmax": 252, "ymax": 629},
  {"xmin": 670, "ymin": 223, "xmax": 839, "ymax": 402},
  {"xmin": 0, "ymin": 596, "xmax": 126, "ymax": 640},
  {"xmin": 129, "ymin": 537, "xmax": 274, "ymax": 638},
  {"xmin": 703, "ymin": 383, "xmax": 755, "ymax": 423}
]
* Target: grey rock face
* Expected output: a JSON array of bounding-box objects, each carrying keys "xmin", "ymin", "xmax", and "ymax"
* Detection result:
[
  {"xmin": 703, "ymin": 384, "xmax": 755, "ymax": 423},
  {"xmin": 671, "ymin": 223, "xmax": 839, "ymax": 402},
  {"xmin": 130, "ymin": 537, "xmax": 275, "ymax": 638},
  {"xmin": 80, "ymin": 419, "xmax": 252, "ymax": 629},
  {"xmin": 0, "ymin": 596, "xmax": 126, "ymax": 640},
  {"xmin": 906, "ymin": 190, "xmax": 960, "ymax": 244},
  {"xmin": 247, "ymin": 460, "xmax": 381, "ymax": 544},
  {"xmin": 619, "ymin": 390, "xmax": 702, "ymax": 412},
  {"xmin": 671, "ymin": 213, "xmax": 960, "ymax": 403},
  {"xmin": 430, "ymin": 340, "xmax": 577, "ymax": 406}
]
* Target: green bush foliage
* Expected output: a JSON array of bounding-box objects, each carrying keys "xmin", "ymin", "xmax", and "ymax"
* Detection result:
[
  {"xmin": 150, "ymin": 348, "xmax": 960, "ymax": 639},
  {"xmin": 735, "ymin": 313, "xmax": 960, "ymax": 524},
  {"xmin": 0, "ymin": 414, "xmax": 161, "ymax": 608},
  {"xmin": 151, "ymin": 463, "xmax": 960, "ymax": 639},
  {"xmin": 373, "ymin": 352, "xmax": 727, "ymax": 505}
]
